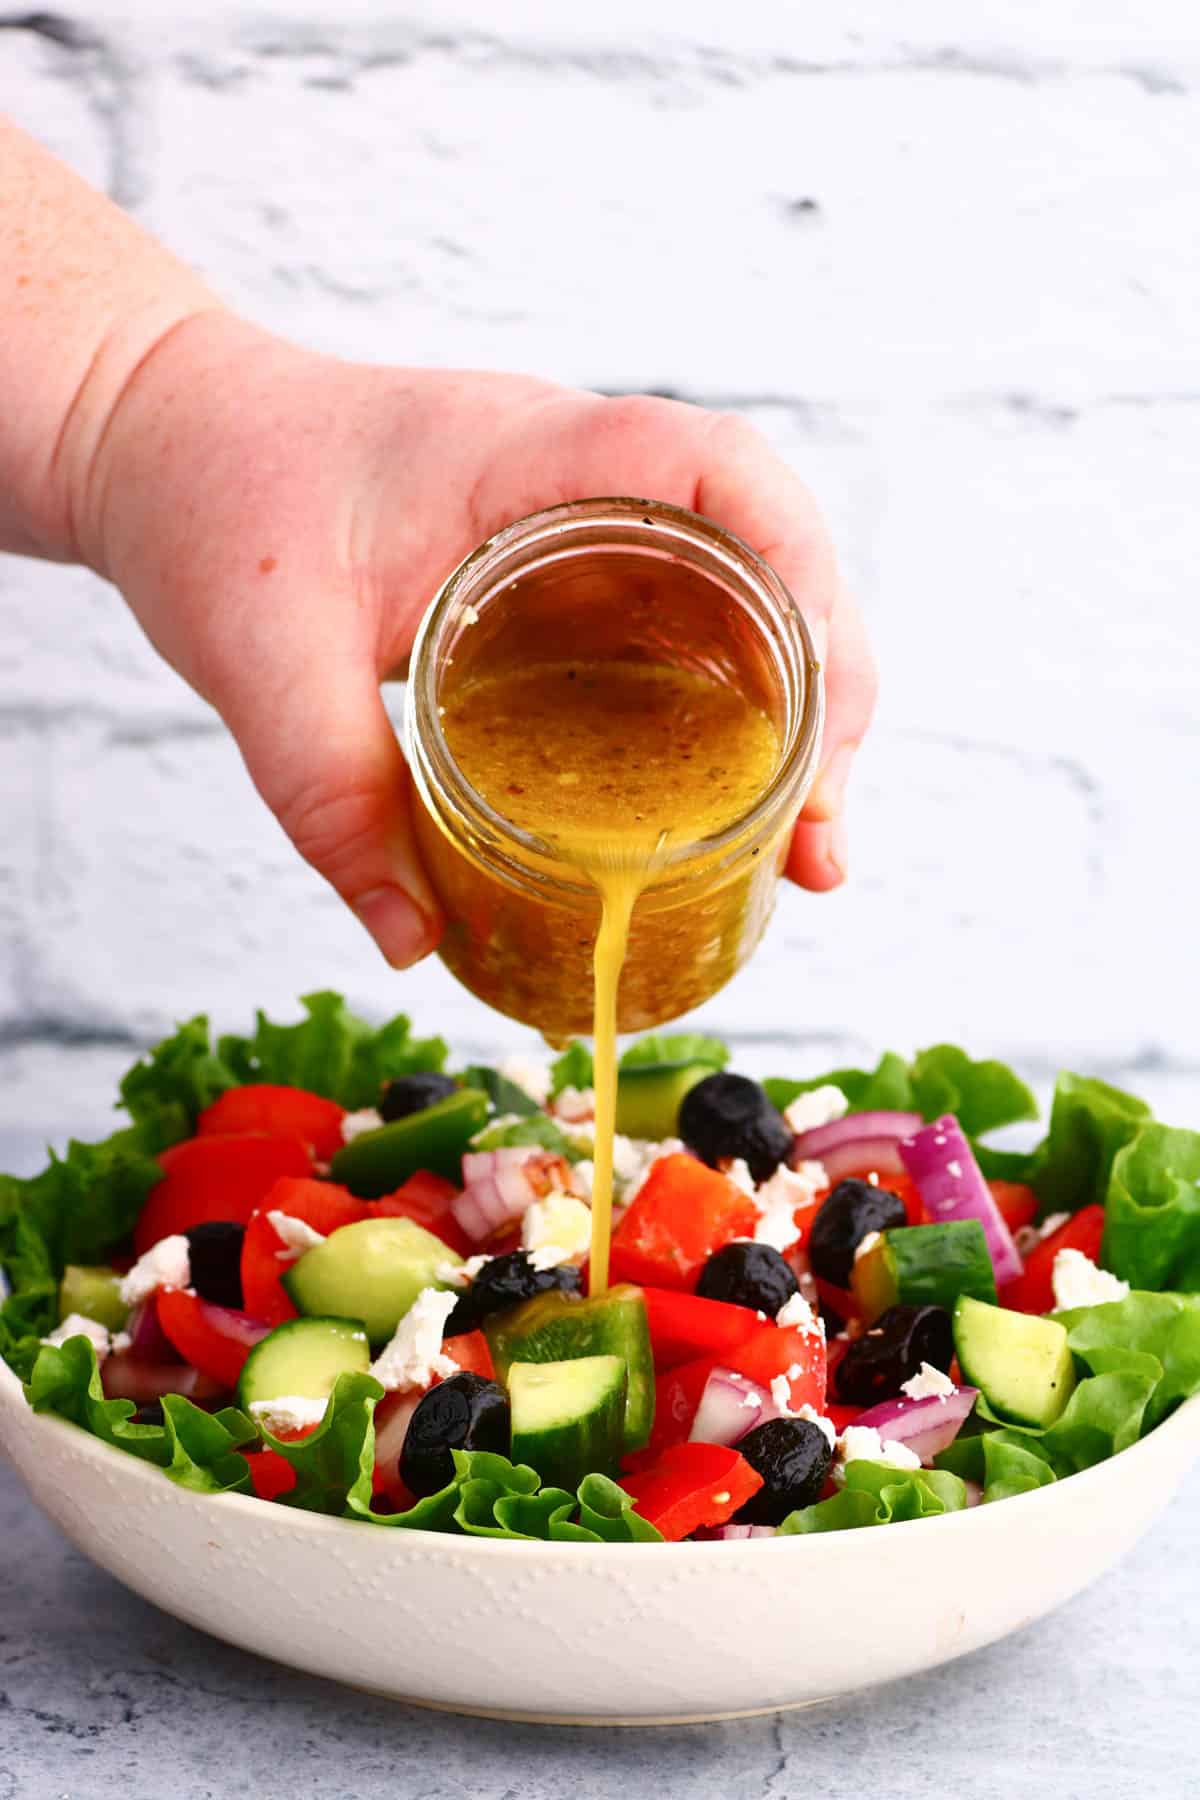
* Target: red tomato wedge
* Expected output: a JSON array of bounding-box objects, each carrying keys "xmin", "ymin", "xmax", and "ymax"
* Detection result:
[
  {"xmin": 156, "ymin": 1288, "xmax": 272, "ymax": 1389},
  {"xmin": 645, "ymin": 1320, "xmax": 828, "ymax": 1456},
  {"xmin": 443, "ymin": 1330, "xmax": 494, "ymax": 1379},
  {"xmin": 246, "ymin": 1449, "xmax": 298, "ymax": 1502},
  {"xmin": 640, "ymin": 1287, "xmax": 762, "ymax": 1370},
  {"xmin": 197, "ymin": 1085, "xmax": 346, "ymax": 1162},
  {"xmin": 609, "ymin": 1154, "xmax": 759, "ymax": 1291},
  {"xmin": 619, "ymin": 1442, "xmax": 762, "ymax": 1541},
  {"xmin": 989, "ymin": 1180, "xmax": 1039, "ymax": 1236},
  {"xmin": 260, "ymin": 1176, "xmax": 369, "ymax": 1236},
  {"xmin": 375, "ymin": 1171, "xmax": 471, "ymax": 1257},
  {"xmin": 999, "ymin": 1203, "xmax": 1106, "ymax": 1315},
  {"xmin": 134, "ymin": 1135, "xmax": 312, "ymax": 1255},
  {"xmin": 240, "ymin": 1212, "xmax": 301, "ymax": 1328}
]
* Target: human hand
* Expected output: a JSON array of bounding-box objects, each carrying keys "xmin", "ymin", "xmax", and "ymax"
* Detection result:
[{"xmin": 76, "ymin": 312, "xmax": 877, "ymax": 968}]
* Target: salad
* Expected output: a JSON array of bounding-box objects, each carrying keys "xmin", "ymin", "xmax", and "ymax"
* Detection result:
[{"xmin": 3, "ymin": 992, "xmax": 1199, "ymax": 1544}]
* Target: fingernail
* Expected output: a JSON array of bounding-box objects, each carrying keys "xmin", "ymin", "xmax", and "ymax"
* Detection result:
[
  {"xmin": 807, "ymin": 744, "xmax": 856, "ymax": 823},
  {"xmin": 826, "ymin": 816, "xmax": 848, "ymax": 884},
  {"xmin": 354, "ymin": 885, "xmax": 435, "ymax": 969}
]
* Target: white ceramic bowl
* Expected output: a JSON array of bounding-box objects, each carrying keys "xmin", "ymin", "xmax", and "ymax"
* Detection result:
[{"xmin": 2, "ymin": 1354, "xmax": 1196, "ymax": 1724}]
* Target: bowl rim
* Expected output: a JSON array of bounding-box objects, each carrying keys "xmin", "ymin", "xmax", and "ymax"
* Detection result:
[{"xmin": 4, "ymin": 1354, "xmax": 1198, "ymax": 1562}]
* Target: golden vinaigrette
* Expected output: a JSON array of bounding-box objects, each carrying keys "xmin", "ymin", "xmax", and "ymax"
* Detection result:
[{"xmin": 440, "ymin": 660, "xmax": 782, "ymax": 1292}]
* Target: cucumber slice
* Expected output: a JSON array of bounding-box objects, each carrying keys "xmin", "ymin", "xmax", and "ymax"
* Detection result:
[
  {"xmin": 237, "ymin": 1316, "xmax": 370, "ymax": 1411},
  {"xmin": 853, "ymin": 1222, "xmax": 998, "ymax": 1324},
  {"xmin": 58, "ymin": 1265, "xmax": 130, "ymax": 1333},
  {"xmin": 614, "ymin": 1062, "xmax": 711, "ymax": 1141},
  {"xmin": 509, "ymin": 1355, "xmax": 628, "ymax": 1491},
  {"xmin": 283, "ymin": 1217, "xmax": 461, "ymax": 1345},
  {"xmin": 485, "ymin": 1284, "xmax": 653, "ymax": 1451},
  {"xmin": 953, "ymin": 1294, "xmax": 1077, "ymax": 1428},
  {"xmin": 329, "ymin": 1088, "xmax": 489, "ymax": 1196}
]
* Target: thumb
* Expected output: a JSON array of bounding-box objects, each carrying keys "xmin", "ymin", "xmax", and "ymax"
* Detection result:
[{"xmin": 224, "ymin": 656, "xmax": 442, "ymax": 969}]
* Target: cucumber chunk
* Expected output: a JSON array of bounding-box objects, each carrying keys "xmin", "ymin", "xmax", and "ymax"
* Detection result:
[
  {"xmin": 283, "ymin": 1217, "xmax": 461, "ymax": 1345},
  {"xmin": 853, "ymin": 1221, "xmax": 998, "ymax": 1324},
  {"xmin": 509, "ymin": 1355, "xmax": 628, "ymax": 1490},
  {"xmin": 329, "ymin": 1088, "xmax": 489, "ymax": 1195},
  {"xmin": 237, "ymin": 1316, "xmax": 370, "ymax": 1411},
  {"xmin": 614, "ymin": 1062, "xmax": 712, "ymax": 1141},
  {"xmin": 953, "ymin": 1294, "xmax": 1077, "ymax": 1428},
  {"xmin": 58, "ymin": 1264, "xmax": 130, "ymax": 1333},
  {"xmin": 486, "ymin": 1284, "xmax": 654, "ymax": 1451}
]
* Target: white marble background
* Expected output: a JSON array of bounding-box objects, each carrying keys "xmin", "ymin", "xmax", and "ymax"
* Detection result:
[{"xmin": 2, "ymin": 2, "xmax": 1199, "ymax": 1166}]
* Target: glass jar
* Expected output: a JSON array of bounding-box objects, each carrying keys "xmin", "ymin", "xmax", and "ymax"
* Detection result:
[{"xmin": 404, "ymin": 498, "xmax": 823, "ymax": 1041}]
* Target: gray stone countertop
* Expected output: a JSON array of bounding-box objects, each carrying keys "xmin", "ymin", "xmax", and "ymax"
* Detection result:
[{"xmin": 1, "ymin": 1453, "xmax": 1196, "ymax": 1799}]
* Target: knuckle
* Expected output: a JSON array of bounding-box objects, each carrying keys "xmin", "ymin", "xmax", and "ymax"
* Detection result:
[{"xmin": 276, "ymin": 768, "xmax": 386, "ymax": 892}]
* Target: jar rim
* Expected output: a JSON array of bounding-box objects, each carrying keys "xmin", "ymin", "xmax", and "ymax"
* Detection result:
[{"xmin": 405, "ymin": 497, "xmax": 825, "ymax": 893}]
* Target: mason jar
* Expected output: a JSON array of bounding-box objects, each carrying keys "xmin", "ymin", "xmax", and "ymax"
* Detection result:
[{"xmin": 404, "ymin": 498, "xmax": 823, "ymax": 1042}]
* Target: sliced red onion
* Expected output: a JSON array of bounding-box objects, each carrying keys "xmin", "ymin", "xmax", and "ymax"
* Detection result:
[
  {"xmin": 813, "ymin": 1136, "xmax": 910, "ymax": 1188},
  {"xmin": 793, "ymin": 1111, "xmax": 922, "ymax": 1164},
  {"xmin": 853, "ymin": 1384, "xmax": 979, "ymax": 1464},
  {"xmin": 695, "ymin": 1523, "xmax": 778, "ymax": 1541},
  {"xmin": 899, "ymin": 1115, "xmax": 1023, "ymax": 1286},
  {"xmin": 688, "ymin": 1367, "xmax": 770, "ymax": 1447},
  {"xmin": 101, "ymin": 1352, "xmax": 227, "ymax": 1407},
  {"xmin": 124, "ymin": 1298, "xmax": 179, "ymax": 1363},
  {"xmin": 452, "ymin": 1149, "xmax": 572, "ymax": 1245}
]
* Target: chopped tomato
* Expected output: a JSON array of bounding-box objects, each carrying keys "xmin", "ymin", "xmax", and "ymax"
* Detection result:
[
  {"xmin": 375, "ymin": 1171, "xmax": 472, "ymax": 1257},
  {"xmin": 640, "ymin": 1287, "xmax": 762, "ymax": 1369},
  {"xmin": 197, "ymin": 1085, "xmax": 346, "ymax": 1161},
  {"xmin": 155, "ymin": 1288, "xmax": 271, "ymax": 1389},
  {"xmin": 443, "ymin": 1330, "xmax": 494, "ymax": 1379},
  {"xmin": 825, "ymin": 1403, "xmax": 861, "ymax": 1434},
  {"xmin": 619, "ymin": 1442, "xmax": 762, "ymax": 1541},
  {"xmin": 134, "ymin": 1134, "xmax": 312, "ymax": 1254},
  {"xmin": 246, "ymin": 1450, "xmax": 297, "ymax": 1502},
  {"xmin": 1000, "ymin": 1204, "xmax": 1106, "ymax": 1314},
  {"xmin": 644, "ymin": 1357, "xmax": 715, "ymax": 1457},
  {"xmin": 261, "ymin": 1176, "xmax": 369, "ymax": 1236},
  {"xmin": 645, "ymin": 1319, "xmax": 827, "ymax": 1455},
  {"xmin": 240, "ymin": 1212, "xmax": 301, "ymax": 1327},
  {"xmin": 989, "ymin": 1180, "xmax": 1039, "ymax": 1237},
  {"xmin": 813, "ymin": 1276, "xmax": 860, "ymax": 1326},
  {"xmin": 609, "ymin": 1153, "xmax": 759, "ymax": 1291}
]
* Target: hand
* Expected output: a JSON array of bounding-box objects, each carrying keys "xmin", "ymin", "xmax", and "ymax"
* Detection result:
[{"xmin": 79, "ymin": 313, "xmax": 877, "ymax": 968}]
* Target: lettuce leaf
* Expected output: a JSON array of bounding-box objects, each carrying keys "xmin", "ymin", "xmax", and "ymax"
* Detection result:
[
  {"xmin": 549, "ymin": 1041, "xmax": 594, "ymax": 1098},
  {"xmin": 453, "ymin": 1452, "xmax": 543, "ymax": 1536},
  {"xmin": 620, "ymin": 1033, "xmax": 728, "ymax": 1072},
  {"xmin": 459, "ymin": 1065, "xmax": 542, "ymax": 1119},
  {"xmin": 470, "ymin": 1113, "xmax": 581, "ymax": 1161},
  {"xmin": 218, "ymin": 991, "xmax": 447, "ymax": 1110},
  {"xmin": 260, "ymin": 1369, "xmax": 384, "ymax": 1516},
  {"xmin": 24, "ymin": 1335, "xmax": 254, "ymax": 1493},
  {"xmin": 2, "ymin": 1132, "xmax": 162, "ymax": 1274},
  {"xmin": 764, "ymin": 1046, "xmax": 1036, "ymax": 1139},
  {"xmin": 0, "ymin": 1200, "xmax": 59, "ymax": 1379},
  {"xmin": 1056, "ymin": 1291, "xmax": 1200, "ymax": 1430},
  {"xmin": 778, "ymin": 1462, "xmax": 967, "ymax": 1534},
  {"xmin": 118, "ymin": 1015, "xmax": 237, "ymax": 1142},
  {"xmin": 1103, "ymin": 1126, "xmax": 1200, "ymax": 1293},
  {"xmin": 1029, "ymin": 1073, "xmax": 1151, "ymax": 1221}
]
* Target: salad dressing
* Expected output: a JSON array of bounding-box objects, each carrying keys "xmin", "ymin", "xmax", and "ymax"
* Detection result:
[{"xmin": 439, "ymin": 659, "xmax": 781, "ymax": 1292}]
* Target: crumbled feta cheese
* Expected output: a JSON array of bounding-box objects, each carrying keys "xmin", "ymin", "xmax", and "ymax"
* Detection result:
[
  {"xmin": 41, "ymin": 1313, "xmax": 113, "ymax": 1358},
  {"xmin": 267, "ymin": 1211, "xmax": 326, "ymax": 1262},
  {"xmin": 836, "ymin": 1426, "xmax": 922, "ymax": 1474},
  {"xmin": 854, "ymin": 1230, "xmax": 882, "ymax": 1264},
  {"xmin": 111, "ymin": 1331, "xmax": 132, "ymax": 1353},
  {"xmin": 783, "ymin": 1085, "xmax": 849, "ymax": 1135},
  {"xmin": 552, "ymin": 1086, "xmax": 595, "ymax": 1124},
  {"xmin": 752, "ymin": 1161, "xmax": 827, "ymax": 1252},
  {"xmin": 724, "ymin": 1158, "xmax": 757, "ymax": 1196},
  {"xmin": 119, "ymin": 1235, "xmax": 191, "ymax": 1307},
  {"xmin": 794, "ymin": 1401, "xmax": 838, "ymax": 1449},
  {"xmin": 775, "ymin": 1292, "xmax": 822, "ymax": 1336},
  {"xmin": 248, "ymin": 1394, "xmax": 331, "ymax": 1435},
  {"xmin": 521, "ymin": 1194, "xmax": 592, "ymax": 1263},
  {"xmin": 569, "ymin": 1158, "xmax": 595, "ymax": 1200},
  {"xmin": 369, "ymin": 1287, "xmax": 460, "ymax": 1391},
  {"xmin": 340, "ymin": 1107, "xmax": 383, "ymax": 1144},
  {"xmin": 1020, "ymin": 1209, "xmax": 1073, "ymax": 1256},
  {"xmin": 436, "ymin": 1254, "xmax": 492, "ymax": 1288},
  {"xmin": 1052, "ymin": 1249, "xmax": 1130, "ymax": 1311},
  {"xmin": 616, "ymin": 1137, "xmax": 685, "ymax": 1200},
  {"xmin": 901, "ymin": 1362, "xmax": 957, "ymax": 1401},
  {"xmin": 498, "ymin": 1055, "xmax": 552, "ymax": 1107},
  {"xmin": 1040, "ymin": 1211, "xmax": 1071, "ymax": 1239}
]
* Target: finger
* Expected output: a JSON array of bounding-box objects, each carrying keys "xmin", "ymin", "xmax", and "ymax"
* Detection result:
[
  {"xmin": 786, "ymin": 815, "xmax": 849, "ymax": 891},
  {"xmin": 798, "ymin": 579, "xmax": 878, "ymax": 825},
  {"xmin": 222, "ymin": 646, "xmax": 442, "ymax": 969}
]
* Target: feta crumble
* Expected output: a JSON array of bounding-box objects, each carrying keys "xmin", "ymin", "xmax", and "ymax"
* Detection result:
[
  {"xmin": 1052, "ymin": 1248, "xmax": 1130, "ymax": 1311},
  {"xmin": 552, "ymin": 1086, "xmax": 595, "ymax": 1125},
  {"xmin": 267, "ymin": 1211, "xmax": 326, "ymax": 1262},
  {"xmin": 616, "ymin": 1137, "xmax": 685, "ymax": 1201},
  {"xmin": 119, "ymin": 1234, "xmax": 191, "ymax": 1307},
  {"xmin": 901, "ymin": 1362, "xmax": 957, "ymax": 1401},
  {"xmin": 724, "ymin": 1158, "xmax": 757, "ymax": 1196},
  {"xmin": 794, "ymin": 1400, "xmax": 838, "ymax": 1449},
  {"xmin": 854, "ymin": 1230, "xmax": 882, "ymax": 1264},
  {"xmin": 783, "ymin": 1085, "xmax": 849, "ymax": 1135},
  {"xmin": 570, "ymin": 1158, "xmax": 595, "ymax": 1200},
  {"xmin": 248, "ymin": 1394, "xmax": 331, "ymax": 1435},
  {"xmin": 498, "ymin": 1055, "xmax": 552, "ymax": 1107},
  {"xmin": 521, "ymin": 1194, "xmax": 592, "ymax": 1264},
  {"xmin": 835, "ymin": 1425, "xmax": 922, "ymax": 1475},
  {"xmin": 436, "ymin": 1254, "xmax": 492, "ymax": 1288},
  {"xmin": 775, "ymin": 1292, "xmax": 822, "ymax": 1337},
  {"xmin": 340, "ymin": 1107, "xmax": 383, "ymax": 1144},
  {"xmin": 41, "ymin": 1313, "xmax": 114, "ymax": 1358},
  {"xmin": 369, "ymin": 1287, "xmax": 460, "ymax": 1391},
  {"xmin": 752, "ymin": 1161, "xmax": 827, "ymax": 1253}
]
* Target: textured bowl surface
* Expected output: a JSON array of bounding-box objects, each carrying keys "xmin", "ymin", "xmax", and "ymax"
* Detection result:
[{"xmin": 2, "ymin": 1357, "xmax": 1197, "ymax": 1723}]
